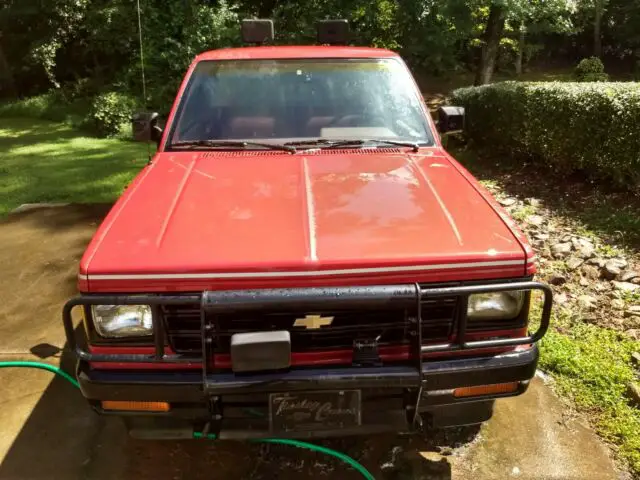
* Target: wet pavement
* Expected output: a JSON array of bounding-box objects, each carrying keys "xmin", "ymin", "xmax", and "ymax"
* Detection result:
[{"xmin": 0, "ymin": 206, "xmax": 625, "ymax": 479}]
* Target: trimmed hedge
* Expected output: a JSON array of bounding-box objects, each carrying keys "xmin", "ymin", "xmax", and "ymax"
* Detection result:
[{"xmin": 451, "ymin": 82, "xmax": 640, "ymax": 188}]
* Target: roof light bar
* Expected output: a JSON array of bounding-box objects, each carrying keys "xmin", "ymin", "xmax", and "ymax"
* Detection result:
[
  {"xmin": 317, "ymin": 19, "xmax": 349, "ymax": 45},
  {"xmin": 241, "ymin": 19, "xmax": 274, "ymax": 44}
]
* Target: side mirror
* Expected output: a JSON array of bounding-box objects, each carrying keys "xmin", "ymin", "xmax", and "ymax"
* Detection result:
[
  {"xmin": 132, "ymin": 112, "xmax": 163, "ymax": 145},
  {"xmin": 437, "ymin": 106, "xmax": 465, "ymax": 134}
]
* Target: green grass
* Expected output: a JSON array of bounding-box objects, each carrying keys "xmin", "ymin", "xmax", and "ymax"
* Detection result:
[
  {"xmin": 510, "ymin": 204, "xmax": 537, "ymax": 222},
  {"xmin": 0, "ymin": 117, "xmax": 149, "ymax": 216},
  {"xmin": 596, "ymin": 243, "xmax": 625, "ymax": 258},
  {"xmin": 0, "ymin": 93, "xmax": 89, "ymax": 126},
  {"xmin": 538, "ymin": 314, "xmax": 640, "ymax": 474},
  {"xmin": 455, "ymin": 137, "xmax": 640, "ymax": 475},
  {"xmin": 619, "ymin": 290, "xmax": 640, "ymax": 305},
  {"xmin": 0, "ymin": 92, "xmax": 138, "ymax": 140}
]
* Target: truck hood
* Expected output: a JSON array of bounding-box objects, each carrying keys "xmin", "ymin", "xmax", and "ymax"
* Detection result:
[{"xmin": 80, "ymin": 148, "xmax": 530, "ymax": 291}]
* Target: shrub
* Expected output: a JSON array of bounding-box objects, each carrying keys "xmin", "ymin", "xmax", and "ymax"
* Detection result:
[
  {"xmin": 581, "ymin": 72, "xmax": 610, "ymax": 82},
  {"xmin": 0, "ymin": 90, "xmax": 136, "ymax": 137},
  {"xmin": 0, "ymin": 91, "xmax": 90, "ymax": 125},
  {"xmin": 451, "ymin": 82, "xmax": 640, "ymax": 189},
  {"xmin": 574, "ymin": 57, "xmax": 609, "ymax": 82},
  {"xmin": 86, "ymin": 92, "xmax": 137, "ymax": 137},
  {"xmin": 0, "ymin": 92, "xmax": 65, "ymax": 121}
]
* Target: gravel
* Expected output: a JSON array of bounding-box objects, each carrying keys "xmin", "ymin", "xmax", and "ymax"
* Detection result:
[{"xmin": 493, "ymin": 190, "xmax": 640, "ymax": 335}]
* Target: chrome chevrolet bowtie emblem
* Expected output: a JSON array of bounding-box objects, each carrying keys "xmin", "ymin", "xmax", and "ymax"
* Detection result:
[{"xmin": 294, "ymin": 314, "xmax": 334, "ymax": 329}]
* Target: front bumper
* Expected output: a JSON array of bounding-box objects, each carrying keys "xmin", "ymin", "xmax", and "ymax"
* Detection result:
[
  {"xmin": 77, "ymin": 345, "xmax": 538, "ymax": 439},
  {"xmin": 65, "ymin": 281, "xmax": 551, "ymax": 439}
]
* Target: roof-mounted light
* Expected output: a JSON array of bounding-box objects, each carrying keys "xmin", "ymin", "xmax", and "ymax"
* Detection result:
[
  {"xmin": 241, "ymin": 19, "xmax": 274, "ymax": 44},
  {"xmin": 317, "ymin": 19, "xmax": 349, "ymax": 45}
]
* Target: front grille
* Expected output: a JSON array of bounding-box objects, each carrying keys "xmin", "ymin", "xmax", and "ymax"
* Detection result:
[
  {"xmin": 162, "ymin": 297, "xmax": 458, "ymax": 356},
  {"xmin": 162, "ymin": 305, "xmax": 201, "ymax": 354}
]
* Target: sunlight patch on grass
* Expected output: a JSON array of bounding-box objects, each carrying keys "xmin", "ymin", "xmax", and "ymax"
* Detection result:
[{"xmin": 0, "ymin": 117, "xmax": 149, "ymax": 217}]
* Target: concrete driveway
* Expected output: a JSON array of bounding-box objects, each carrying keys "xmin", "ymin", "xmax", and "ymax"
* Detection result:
[{"xmin": 0, "ymin": 206, "xmax": 623, "ymax": 480}]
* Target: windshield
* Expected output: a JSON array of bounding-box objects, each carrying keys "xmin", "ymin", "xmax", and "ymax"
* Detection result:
[{"xmin": 167, "ymin": 58, "xmax": 433, "ymax": 148}]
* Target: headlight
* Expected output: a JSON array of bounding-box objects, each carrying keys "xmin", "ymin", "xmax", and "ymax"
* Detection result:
[
  {"xmin": 467, "ymin": 291, "xmax": 525, "ymax": 320},
  {"xmin": 91, "ymin": 305, "xmax": 153, "ymax": 338}
]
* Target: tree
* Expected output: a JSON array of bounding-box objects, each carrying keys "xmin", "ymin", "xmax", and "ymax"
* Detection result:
[
  {"xmin": 474, "ymin": 2, "xmax": 507, "ymax": 85},
  {"xmin": 604, "ymin": 0, "xmax": 640, "ymax": 70},
  {"xmin": 0, "ymin": 32, "xmax": 16, "ymax": 97},
  {"xmin": 593, "ymin": 0, "xmax": 606, "ymax": 57},
  {"xmin": 0, "ymin": 0, "xmax": 90, "ymax": 91},
  {"xmin": 509, "ymin": 0, "xmax": 575, "ymax": 75},
  {"xmin": 3, "ymin": 0, "xmax": 639, "ymax": 105},
  {"xmin": 472, "ymin": 0, "xmax": 575, "ymax": 84},
  {"xmin": 577, "ymin": 0, "xmax": 609, "ymax": 57}
]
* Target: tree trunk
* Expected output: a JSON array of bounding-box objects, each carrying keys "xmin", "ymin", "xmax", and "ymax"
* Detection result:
[
  {"xmin": 515, "ymin": 24, "xmax": 525, "ymax": 76},
  {"xmin": 594, "ymin": 1, "xmax": 603, "ymax": 58},
  {"xmin": 0, "ymin": 38, "xmax": 16, "ymax": 97},
  {"xmin": 474, "ymin": 4, "xmax": 506, "ymax": 85}
]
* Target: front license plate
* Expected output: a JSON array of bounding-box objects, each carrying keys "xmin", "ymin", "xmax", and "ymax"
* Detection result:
[{"xmin": 269, "ymin": 390, "xmax": 361, "ymax": 432}]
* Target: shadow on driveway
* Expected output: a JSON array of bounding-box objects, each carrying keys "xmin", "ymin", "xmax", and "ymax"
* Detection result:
[
  {"xmin": 0, "ymin": 340, "xmax": 460, "ymax": 480},
  {"xmin": 0, "ymin": 342, "xmax": 129, "ymax": 480}
]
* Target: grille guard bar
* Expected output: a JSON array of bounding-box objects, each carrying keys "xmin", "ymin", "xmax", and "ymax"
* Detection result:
[{"xmin": 62, "ymin": 281, "xmax": 552, "ymax": 368}]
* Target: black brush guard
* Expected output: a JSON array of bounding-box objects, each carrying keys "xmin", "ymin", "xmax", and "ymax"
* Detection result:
[{"xmin": 63, "ymin": 281, "xmax": 552, "ymax": 394}]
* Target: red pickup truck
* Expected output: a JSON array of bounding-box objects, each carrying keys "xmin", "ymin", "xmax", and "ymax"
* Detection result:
[{"xmin": 63, "ymin": 20, "xmax": 552, "ymax": 440}]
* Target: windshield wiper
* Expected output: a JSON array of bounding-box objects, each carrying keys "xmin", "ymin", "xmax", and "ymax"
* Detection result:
[
  {"xmin": 285, "ymin": 138, "xmax": 420, "ymax": 152},
  {"xmin": 170, "ymin": 140, "xmax": 296, "ymax": 153}
]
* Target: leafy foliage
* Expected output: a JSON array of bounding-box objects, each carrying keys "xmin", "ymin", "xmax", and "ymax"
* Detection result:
[
  {"xmin": 582, "ymin": 72, "xmax": 610, "ymax": 81},
  {"xmin": 132, "ymin": 1, "xmax": 240, "ymax": 111},
  {"xmin": 0, "ymin": 0, "xmax": 638, "ymax": 115},
  {"xmin": 0, "ymin": 0, "xmax": 598, "ymax": 108},
  {"xmin": 452, "ymin": 82, "xmax": 640, "ymax": 188},
  {"xmin": 0, "ymin": 92, "xmax": 89, "ymax": 125},
  {"xmin": 575, "ymin": 56, "xmax": 609, "ymax": 81},
  {"xmin": 85, "ymin": 91, "xmax": 137, "ymax": 137}
]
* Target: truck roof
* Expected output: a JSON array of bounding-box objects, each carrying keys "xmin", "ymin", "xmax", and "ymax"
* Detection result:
[{"xmin": 195, "ymin": 45, "xmax": 399, "ymax": 61}]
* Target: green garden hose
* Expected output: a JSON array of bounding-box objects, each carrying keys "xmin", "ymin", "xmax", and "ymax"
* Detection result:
[
  {"xmin": 253, "ymin": 438, "xmax": 375, "ymax": 480},
  {"xmin": 0, "ymin": 360, "xmax": 80, "ymax": 388},
  {"xmin": 0, "ymin": 360, "xmax": 375, "ymax": 480}
]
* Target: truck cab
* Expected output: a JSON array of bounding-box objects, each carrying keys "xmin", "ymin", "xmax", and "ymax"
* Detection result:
[{"xmin": 63, "ymin": 20, "xmax": 552, "ymax": 440}]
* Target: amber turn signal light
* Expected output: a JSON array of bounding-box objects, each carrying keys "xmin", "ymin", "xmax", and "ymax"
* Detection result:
[
  {"xmin": 453, "ymin": 382, "xmax": 519, "ymax": 398},
  {"xmin": 101, "ymin": 400, "xmax": 170, "ymax": 412}
]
